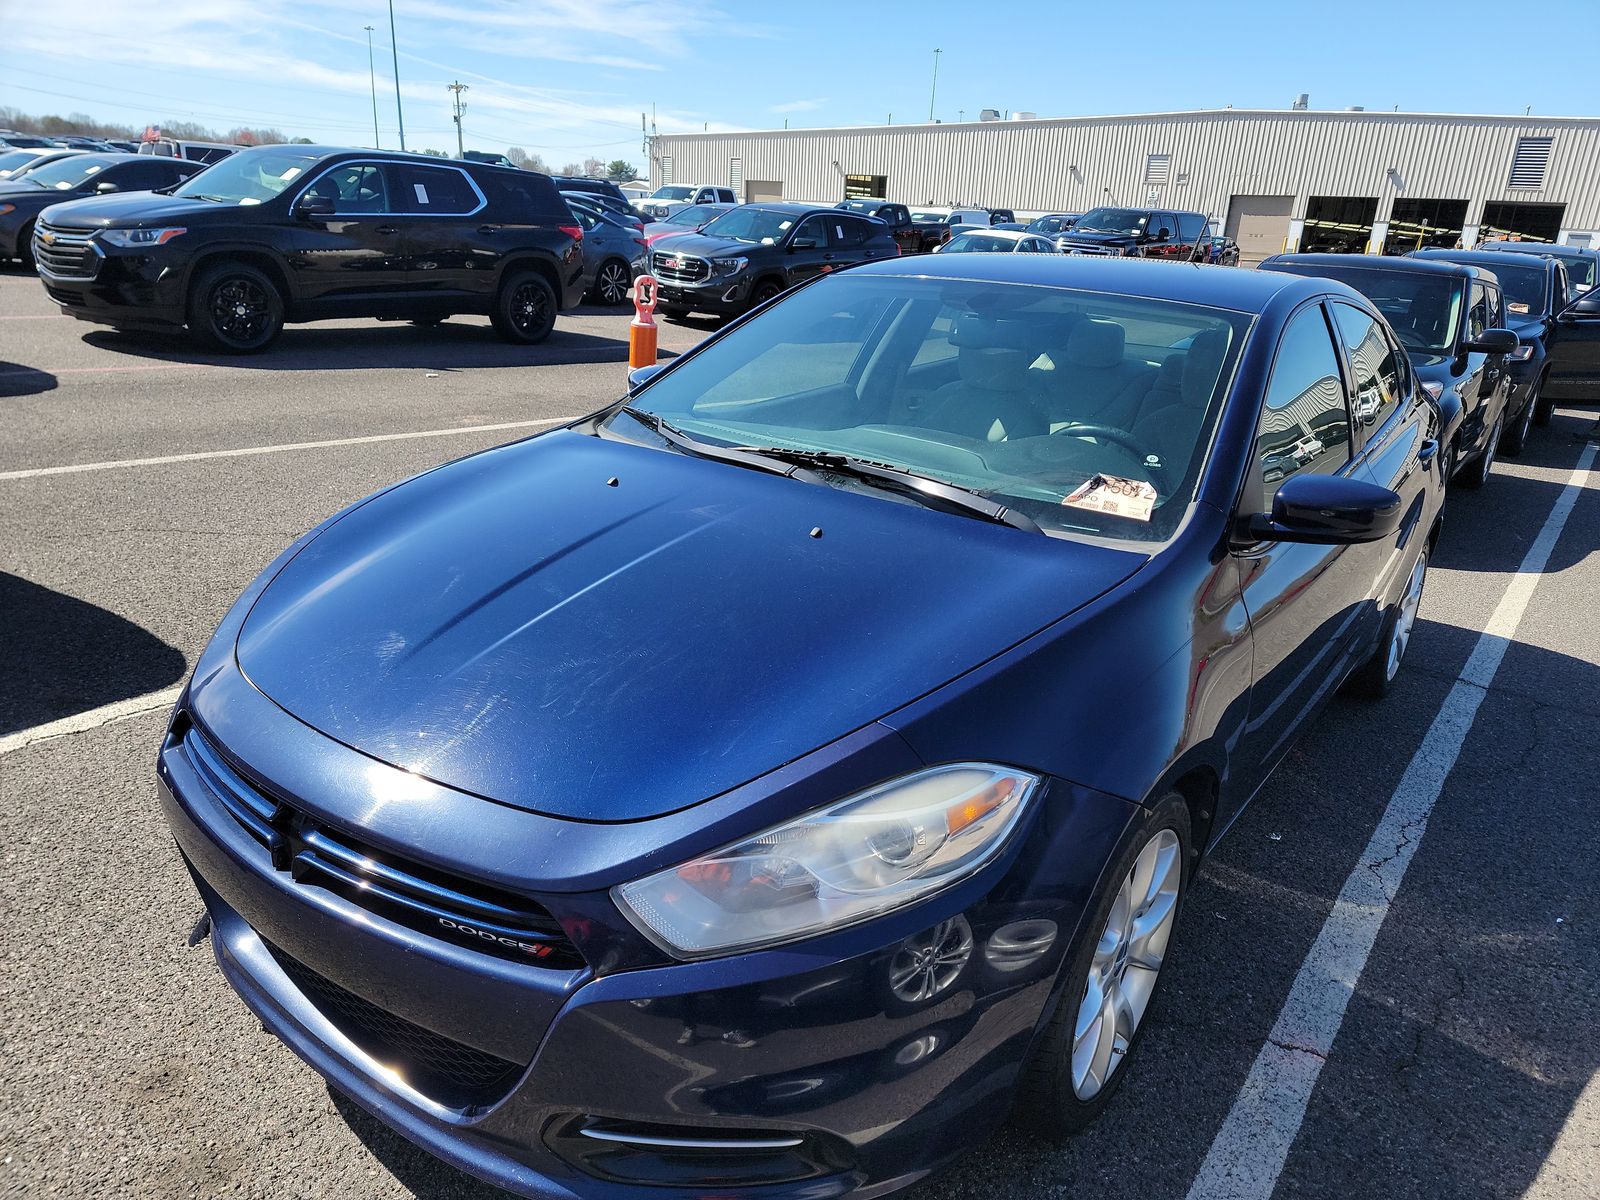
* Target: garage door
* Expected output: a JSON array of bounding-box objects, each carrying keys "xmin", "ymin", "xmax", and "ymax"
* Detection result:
[
  {"xmin": 745, "ymin": 180, "xmax": 783, "ymax": 203},
  {"xmin": 1226, "ymin": 195, "xmax": 1294, "ymax": 267}
]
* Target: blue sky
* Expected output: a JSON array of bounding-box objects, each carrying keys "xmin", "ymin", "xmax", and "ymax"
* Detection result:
[{"xmin": 2, "ymin": 0, "xmax": 1595, "ymax": 167}]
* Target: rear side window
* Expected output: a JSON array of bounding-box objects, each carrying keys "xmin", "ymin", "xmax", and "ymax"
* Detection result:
[
  {"xmin": 389, "ymin": 164, "xmax": 481, "ymax": 215},
  {"xmin": 1255, "ymin": 305, "xmax": 1353, "ymax": 509},
  {"xmin": 1331, "ymin": 303, "xmax": 1404, "ymax": 434},
  {"xmin": 1176, "ymin": 212, "xmax": 1207, "ymax": 241},
  {"xmin": 829, "ymin": 217, "xmax": 872, "ymax": 248},
  {"xmin": 484, "ymin": 170, "xmax": 567, "ymax": 219}
]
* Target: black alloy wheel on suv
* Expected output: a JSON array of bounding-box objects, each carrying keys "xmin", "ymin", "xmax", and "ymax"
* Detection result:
[{"xmin": 189, "ymin": 261, "xmax": 285, "ymax": 353}]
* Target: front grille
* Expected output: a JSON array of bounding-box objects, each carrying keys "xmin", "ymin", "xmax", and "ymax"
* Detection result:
[
  {"xmin": 183, "ymin": 724, "xmax": 583, "ymax": 969},
  {"xmin": 264, "ymin": 939, "xmax": 527, "ymax": 1109},
  {"xmin": 651, "ymin": 251, "xmax": 709, "ymax": 284},
  {"xmin": 33, "ymin": 222, "xmax": 100, "ymax": 280},
  {"xmin": 1058, "ymin": 242, "xmax": 1125, "ymax": 257}
]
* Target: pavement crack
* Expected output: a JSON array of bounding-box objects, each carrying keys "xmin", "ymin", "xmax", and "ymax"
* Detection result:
[{"xmin": 1268, "ymin": 1037, "xmax": 1328, "ymax": 1061}]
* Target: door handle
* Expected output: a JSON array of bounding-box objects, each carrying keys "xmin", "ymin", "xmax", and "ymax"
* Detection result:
[
  {"xmin": 376, "ymin": 225, "xmax": 398, "ymax": 236},
  {"xmin": 477, "ymin": 224, "xmax": 501, "ymax": 235}
]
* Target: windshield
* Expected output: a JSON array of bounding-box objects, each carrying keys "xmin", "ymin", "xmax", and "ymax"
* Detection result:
[
  {"xmin": 1282, "ymin": 265, "xmax": 1464, "ymax": 354},
  {"xmin": 699, "ymin": 206, "xmax": 801, "ymax": 244},
  {"xmin": 943, "ymin": 233, "xmax": 1017, "ymax": 253},
  {"xmin": 665, "ymin": 203, "xmax": 718, "ymax": 226},
  {"xmin": 0, "ymin": 150, "xmax": 41, "ymax": 178},
  {"xmin": 651, "ymin": 186, "xmax": 694, "ymax": 200},
  {"xmin": 171, "ymin": 149, "xmax": 320, "ymax": 204},
  {"xmin": 1482, "ymin": 243, "xmax": 1594, "ymax": 299},
  {"xmin": 1027, "ymin": 216, "xmax": 1076, "ymax": 234},
  {"xmin": 911, "ymin": 210, "xmax": 945, "ymax": 222},
  {"xmin": 22, "ymin": 154, "xmax": 119, "ymax": 190},
  {"xmin": 1074, "ymin": 208, "xmax": 1149, "ymax": 235},
  {"xmin": 609, "ymin": 275, "xmax": 1249, "ymax": 543},
  {"xmin": 1491, "ymin": 264, "xmax": 1550, "ymax": 314}
]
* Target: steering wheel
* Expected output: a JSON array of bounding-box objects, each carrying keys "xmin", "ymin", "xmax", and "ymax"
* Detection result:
[{"xmin": 1049, "ymin": 422, "xmax": 1168, "ymax": 492}]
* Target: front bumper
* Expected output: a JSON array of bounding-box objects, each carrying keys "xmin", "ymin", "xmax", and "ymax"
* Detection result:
[
  {"xmin": 35, "ymin": 231, "xmax": 189, "ymax": 328},
  {"xmin": 654, "ymin": 272, "xmax": 754, "ymax": 315},
  {"xmin": 158, "ymin": 663, "xmax": 1136, "ymax": 1199}
]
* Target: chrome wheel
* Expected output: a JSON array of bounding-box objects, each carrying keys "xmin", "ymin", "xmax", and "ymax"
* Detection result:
[
  {"xmin": 596, "ymin": 261, "xmax": 630, "ymax": 306},
  {"xmin": 888, "ymin": 916, "xmax": 973, "ymax": 1004},
  {"xmin": 1071, "ymin": 829, "xmax": 1181, "ymax": 1101},
  {"xmin": 1385, "ymin": 551, "xmax": 1428, "ymax": 682}
]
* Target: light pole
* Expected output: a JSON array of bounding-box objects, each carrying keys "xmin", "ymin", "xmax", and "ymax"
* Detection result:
[
  {"xmin": 364, "ymin": 25, "xmax": 380, "ymax": 148},
  {"xmin": 928, "ymin": 48, "xmax": 941, "ymax": 122},
  {"xmin": 388, "ymin": 0, "xmax": 406, "ymax": 151},
  {"xmin": 448, "ymin": 81, "xmax": 468, "ymax": 158}
]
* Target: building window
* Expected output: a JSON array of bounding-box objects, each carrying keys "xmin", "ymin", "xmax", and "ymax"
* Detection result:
[
  {"xmin": 729, "ymin": 157, "xmax": 743, "ymax": 192},
  {"xmin": 1145, "ymin": 153, "xmax": 1172, "ymax": 186},
  {"xmin": 844, "ymin": 173, "xmax": 887, "ymax": 200},
  {"xmin": 1508, "ymin": 137, "xmax": 1553, "ymax": 190},
  {"xmin": 660, "ymin": 155, "xmax": 673, "ymax": 184}
]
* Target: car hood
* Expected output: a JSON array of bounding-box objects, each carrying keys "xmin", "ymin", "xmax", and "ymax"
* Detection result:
[
  {"xmin": 235, "ymin": 430, "xmax": 1144, "ymax": 822},
  {"xmin": 652, "ymin": 232, "xmax": 754, "ymax": 260},
  {"xmin": 35, "ymin": 191, "xmax": 233, "ymax": 228}
]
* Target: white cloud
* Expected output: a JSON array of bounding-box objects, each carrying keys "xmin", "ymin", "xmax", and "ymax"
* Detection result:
[{"xmin": 770, "ymin": 98, "xmax": 828, "ymax": 114}]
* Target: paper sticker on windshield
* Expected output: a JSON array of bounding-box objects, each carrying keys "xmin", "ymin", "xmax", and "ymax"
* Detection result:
[
  {"xmin": 413, "ymin": 183, "xmax": 429, "ymax": 204},
  {"xmin": 279, "ymin": 167, "xmax": 302, "ymax": 181},
  {"xmin": 1509, "ymin": 301, "xmax": 1531, "ymax": 314},
  {"xmin": 1062, "ymin": 474, "xmax": 1157, "ymax": 522}
]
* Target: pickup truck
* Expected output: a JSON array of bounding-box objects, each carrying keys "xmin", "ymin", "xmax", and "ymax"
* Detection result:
[
  {"xmin": 1055, "ymin": 205, "xmax": 1209, "ymax": 259},
  {"xmin": 639, "ymin": 184, "xmax": 738, "ymax": 221},
  {"xmin": 835, "ymin": 199, "xmax": 920, "ymax": 254}
]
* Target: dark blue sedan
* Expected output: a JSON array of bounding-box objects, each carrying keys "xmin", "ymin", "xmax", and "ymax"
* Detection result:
[{"xmin": 159, "ymin": 255, "xmax": 1444, "ymax": 1198}]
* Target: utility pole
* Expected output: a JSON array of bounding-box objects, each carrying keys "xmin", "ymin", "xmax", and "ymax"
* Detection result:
[
  {"xmin": 364, "ymin": 26, "xmax": 380, "ymax": 148},
  {"xmin": 928, "ymin": 48, "xmax": 941, "ymax": 121},
  {"xmin": 388, "ymin": 0, "xmax": 406, "ymax": 151},
  {"xmin": 448, "ymin": 81, "xmax": 469, "ymax": 158}
]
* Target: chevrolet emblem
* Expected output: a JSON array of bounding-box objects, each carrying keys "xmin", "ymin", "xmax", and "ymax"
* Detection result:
[{"xmin": 39, "ymin": 231, "xmax": 54, "ymax": 245}]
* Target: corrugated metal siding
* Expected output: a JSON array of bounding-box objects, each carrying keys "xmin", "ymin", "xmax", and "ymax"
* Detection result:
[{"xmin": 652, "ymin": 111, "xmax": 1600, "ymax": 229}]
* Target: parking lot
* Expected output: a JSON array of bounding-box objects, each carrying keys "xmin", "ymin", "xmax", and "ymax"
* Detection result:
[{"xmin": 3, "ymin": 259, "xmax": 1598, "ymax": 1200}]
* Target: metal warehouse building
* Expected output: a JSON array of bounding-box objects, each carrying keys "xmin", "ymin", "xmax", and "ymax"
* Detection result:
[{"xmin": 649, "ymin": 109, "xmax": 1600, "ymax": 265}]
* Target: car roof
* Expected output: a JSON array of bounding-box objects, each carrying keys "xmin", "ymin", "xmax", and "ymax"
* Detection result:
[
  {"xmin": 849, "ymin": 253, "xmax": 1336, "ymax": 312},
  {"xmin": 949, "ymin": 228, "xmax": 1034, "ymax": 241},
  {"xmin": 1261, "ymin": 252, "xmax": 1488, "ymax": 282},
  {"xmin": 747, "ymin": 201, "xmax": 860, "ymax": 217},
  {"xmin": 1477, "ymin": 240, "xmax": 1596, "ymax": 259},
  {"xmin": 1413, "ymin": 247, "xmax": 1559, "ymax": 273}
]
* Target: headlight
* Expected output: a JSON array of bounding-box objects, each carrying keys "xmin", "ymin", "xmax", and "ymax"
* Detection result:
[
  {"xmin": 614, "ymin": 763, "xmax": 1040, "ymax": 959},
  {"xmin": 1507, "ymin": 344, "xmax": 1535, "ymax": 361},
  {"xmin": 1420, "ymin": 380, "xmax": 1444, "ymax": 400},
  {"xmin": 99, "ymin": 227, "xmax": 187, "ymax": 248},
  {"xmin": 711, "ymin": 256, "xmax": 748, "ymax": 277}
]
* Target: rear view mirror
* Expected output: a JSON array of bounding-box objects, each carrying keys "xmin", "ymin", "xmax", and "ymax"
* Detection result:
[
  {"xmin": 1246, "ymin": 474, "xmax": 1403, "ymax": 545},
  {"xmin": 1461, "ymin": 327, "xmax": 1519, "ymax": 355},
  {"xmin": 295, "ymin": 194, "xmax": 335, "ymax": 220}
]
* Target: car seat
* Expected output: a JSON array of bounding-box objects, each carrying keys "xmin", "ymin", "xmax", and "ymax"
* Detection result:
[
  {"xmin": 920, "ymin": 314, "xmax": 1049, "ymax": 442},
  {"xmin": 1036, "ymin": 320, "xmax": 1157, "ymax": 430},
  {"xmin": 1131, "ymin": 329, "xmax": 1230, "ymax": 484}
]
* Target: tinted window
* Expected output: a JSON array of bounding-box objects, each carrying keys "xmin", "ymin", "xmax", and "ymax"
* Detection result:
[
  {"xmin": 791, "ymin": 215, "xmax": 831, "ymax": 246},
  {"xmin": 1176, "ymin": 212, "xmax": 1207, "ymax": 241},
  {"xmin": 943, "ymin": 233, "xmax": 1018, "ymax": 253},
  {"xmin": 175, "ymin": 149, "xmax": 319, "ymax": 204},
  {"xmin": 1466, "ymin": 283, "xmax": 1490, "ymax": 341},
  {"xmin": 486, "ymin": 170, "xmax": 564, "ymax": 218},
  {"xmin": 1272, "ymin": 262, "xmax": 1463, "ymax": 355},
  {"xmin": 701, "ymin": 206, "xmax": 801, "ymax": 244},
  {"xmin": 390, "ymin": 165, "xmax": 480, "ymax": 214},
  {"xmin": 1074, "ymin": 207, "xmax": 1151, "ymax": 236},
  {"xmin": 105, "ymin": 160, "xmax": 193, "ymax": 190},
  {"xmin": 1331, "ymin": 303, "xmax": 1404, "ymax": 434},
  {"xmin": 305, "ymin": 163, "xmax": 390, "ymax": 214},
  {"xmin": 830, "ymin": 216, "xmax": 878, "ymax": 248},
  {"xmin": 1256, "ymin": 305, "xmax": 1352, "ymax": 509}
]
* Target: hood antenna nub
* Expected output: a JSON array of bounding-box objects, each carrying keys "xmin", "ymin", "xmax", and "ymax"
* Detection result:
[{"xmin": 809, "ymin": 527, "xmax": 824, "ymax": 538}]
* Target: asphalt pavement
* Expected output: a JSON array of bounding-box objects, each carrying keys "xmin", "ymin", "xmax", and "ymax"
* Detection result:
[{"xmin": 2, "ymin": 264, "xmax": 1597, "ymax": 1200}]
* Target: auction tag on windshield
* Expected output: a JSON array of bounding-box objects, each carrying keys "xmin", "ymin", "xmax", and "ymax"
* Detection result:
[
  {"xmin": 1509, "ymin": 302, "xmax": 1531, "ymax": 314},
  {"xmin": 1062, "ymin": 474, "xmax": 1157, "ymax": 522}
]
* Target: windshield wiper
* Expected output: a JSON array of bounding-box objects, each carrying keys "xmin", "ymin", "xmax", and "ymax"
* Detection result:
[
  {"xmin": 617, "ymin": 407, "xmax": 829, "ymax": 483},
  {"xmin": 730, "ymin": 445, "xmax": 1043, "ymax": 533},
  {"xmin": 184, "ymin": 193, "xmax": 229, "ymax": 203}
]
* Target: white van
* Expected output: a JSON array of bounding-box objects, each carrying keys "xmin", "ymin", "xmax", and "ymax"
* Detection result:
[{"xmin": 137, "ymin": 138, "xmax": 239, "ymax": 165}]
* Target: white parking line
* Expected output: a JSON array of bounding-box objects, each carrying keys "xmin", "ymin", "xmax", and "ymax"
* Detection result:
[
  {"xmin": 1186, "ymin": 439, "xmax": 1599, "ymax": 1200},
  {"xmin": 0, "ymin": 686, "xmax": 183, "ymax": 757},
  {"xmin": 0, "ymin": 417, "xmax": 572, "ymax": 481}
]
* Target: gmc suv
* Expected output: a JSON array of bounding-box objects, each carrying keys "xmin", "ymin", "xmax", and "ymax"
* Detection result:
[
  {"xmin": 649, "ymin": 203, "xmax": 899, "ymax": 318},
  {"xmin": 1056, "ymin": 206, "xmax": 1209, "ymax": 259},
  {"xmin": 33, "ymin": 146, "xmax": 586, "ymax": 352}
]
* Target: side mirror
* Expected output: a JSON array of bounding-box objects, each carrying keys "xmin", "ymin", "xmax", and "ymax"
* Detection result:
[
  {"xmin": 1245, "ymin": 473, "xmax": 1403, "ymax": 545},
  {"xmin": 627, "ymin": 363, "xmax": 666, "ymax": 393},
  {"xmin": 295, "ymin": 194, "xmax": 335, "ymax": 220},
  {"xmin": 789, "ymin": 236, "xmax": 819, "ymax": 250},
  {"xmin": 1461, "ymin": 327, "xmax": 1520, "ymax": 355},
  {"xmin": 1560, "ymin": 293, "xmax": 1600, "ymax": 320},
  {"xmin": 94, "ymin": 181, "xmax": 119, "ymax": 194}
]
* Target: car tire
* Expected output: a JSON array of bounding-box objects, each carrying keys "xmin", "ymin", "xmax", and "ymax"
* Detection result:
[
  {"xmin": 490, "ymin": 270, "xmax": 557, "ymax": 345},
  {"xmin": 1456, "ymin": 412, "xmax": 1502, "ymax": 490},
  {"xmin": 1499, "ymin": 386, "xmax": 1536, "ymax": 457},
  {"xmin": 590, "ymin": 259, "xmax": 632, "ymax": 307},
  {"xmin": 1013, "ymin": 793, "xmax": 1191, "ymax": 1139},
  {"xmin": 1348, "ymin": 546, "xmax": 1429, "ymax": 698},
  {"xmin": 187, "ymin": 261, "xmax": 284, "ymax": 354},
  {"xmin": 747, "ymin": 279, "xmax": 783, "ymax": 311},
  {"xmin": 18, "ymin": 221, "xmax": 36, "ymax": 271},
  {"xmin": 1530, "ymin": 373, "xmax": 1553, "ymax": 427}
]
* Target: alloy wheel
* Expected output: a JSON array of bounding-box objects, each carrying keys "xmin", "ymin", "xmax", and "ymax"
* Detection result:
[
  {"xmin": 1385, "ymin": 551, "xmax": 1428, "ymax": 682},
  {"xmin": 1071, "ymin": 829, "xmax": 1181, "ymax": 1100},
  {"xmin": 210, "ymin": 276, "xmax": 271, "ymax": 346},
  {"xmin": 597, "ymin": 262, "xmax": 630, "ymax": 306},
  {"xmin": 509, "ymin": 280, "xmax": 552, "ymax": 335}
]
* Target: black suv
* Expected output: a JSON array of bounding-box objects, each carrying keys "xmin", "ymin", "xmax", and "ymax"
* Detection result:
[
  {"xmin": 1260, "ymin": 253, "xmax": 1522, "ymax": 484},
  {"xmin": 1057, "ymin": 206, "xmax": 1209, "ymax": 259},
  {"xmin": 835, "ymin": 198, "xmax": 919, "ymax": 253},
  {"xmin": 649, "ymin": 203, "xmax": 899, "ymax": 318},
  {"xmin": 33, "ymin": 146, "xmax": 586, "ymax": 352},
  {"xmin": 1, "ymin": 153, "xmax": 202, "ymax": 267},
  {"xmin": 1411, "ymin": 248, "xmax": 1600, "ymax": 426}
]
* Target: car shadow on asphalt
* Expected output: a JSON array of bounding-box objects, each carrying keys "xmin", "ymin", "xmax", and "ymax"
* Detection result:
[
  {"xmin": 0, "ymin": 361, "xmax": 58, "ymax": 398},
  {"xmin": 76, "ymin": 319, "xmax": 676, "ymax": 373},
  {"xmin": 327, "ymin": 1088, "xmax": 518, "ymax": 1198},
  {"xmin": 0, "ymin": 573, "xmax": 186, "ymax": 735}
]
